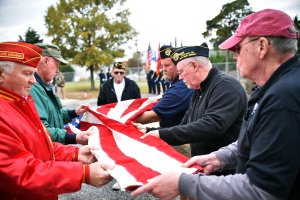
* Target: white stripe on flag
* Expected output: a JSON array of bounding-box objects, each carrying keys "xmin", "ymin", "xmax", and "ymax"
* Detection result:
[{"xmin": 106, "ymin": 99, "xmax": 134, "ymax": 121}]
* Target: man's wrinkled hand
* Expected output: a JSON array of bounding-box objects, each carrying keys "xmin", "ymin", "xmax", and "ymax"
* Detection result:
[
  {"xmin": 182, "ymin": 153, "xmax": 222, "ymax": 175},
  {"xmin": 76, "ymin": 131, "xmax": 94, "ymax": 145},
  {"xmin": 140, "ymin": 130, "xmax": 160, "ymax": 140},
  {"xmin": 89, "ymin": 162, "xmax": 113, "ymax": 187},
  {"xmin": 131, "ymin": 172, "xmax": 181, "ymax": 200},
  {"xmin": 78, "ymin": 145, "xmax": 97, "ymax": 164},
  {"xmin": 75, "ymin": 104, "xmax": 89, "ymax": 116},
  {"xmin": 132, "ymin": 122, "xmax": 147, "ymax": 133}
]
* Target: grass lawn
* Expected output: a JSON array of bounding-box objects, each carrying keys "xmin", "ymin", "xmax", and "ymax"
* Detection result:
[{"xmin": 64, "ymin": 80, "xmax": 149, "ymax": 100}]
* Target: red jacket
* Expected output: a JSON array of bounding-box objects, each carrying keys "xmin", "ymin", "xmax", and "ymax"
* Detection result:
[{"xmin": 0, "ymin": 87, "xmax": 83, "ymax": 200}]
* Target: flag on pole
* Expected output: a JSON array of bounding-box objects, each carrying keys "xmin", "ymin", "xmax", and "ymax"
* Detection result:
[
  {"xmin": 74, "ymin": 97, "xmax": 202, "ymax": 191},
  {"xmin": 146, "ymin": 43, "xmax": 152, "ymax": 71},
  {"xmin": 150, "ymin": 49, "xmax": 157, "ymax": 72},
  {"xmin": 156, "ymin": 43, "xmax": 161, "ymax": 76}
]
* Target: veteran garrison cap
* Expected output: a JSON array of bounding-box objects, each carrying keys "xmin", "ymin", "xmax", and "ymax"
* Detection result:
[
  {"xmin": 171, "ymin": 42, "xmax": 209, "ymax": 65},
  {"xmin": 113, "ymin": 61, "xmax": 126, "ymax": 70},
  {"xmin": 0, "ymin": 41, "xmax": 42, "ymax": 68},
  {"xmin": 35, "ymin": 43, "xmax": 68, "ymax": 64},
  {"xmin": 160, "ymin": 45, "xmax": 174, "ymax": 59}
]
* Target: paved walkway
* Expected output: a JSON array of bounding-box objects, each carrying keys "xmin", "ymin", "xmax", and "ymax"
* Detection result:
[{"xmin": 61, "ymin": 93, "xmax": 160, "ymax": 110}]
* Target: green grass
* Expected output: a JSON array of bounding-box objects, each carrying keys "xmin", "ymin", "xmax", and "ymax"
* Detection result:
[
  {"xmin": 65, "ymin": 80, "xmax": 101, "ymax": 92},
  {"xmin": 64, "ymin": 80, "xmax": 149, "ymax": 99}
]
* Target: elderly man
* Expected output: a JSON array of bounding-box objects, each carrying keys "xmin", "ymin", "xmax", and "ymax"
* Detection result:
[
  {"xmin": 136, "ymin": 45, "xmax": 193, "ymax": 128},
  {"xmin": 132, "ymin": 9, "xmax": 300, "ymax": 200},
  {"xmin": 0, "ymin": 42, "xmax": 112, "ymax": 200},
  {"xmin": 29, "ymin": 43, "xmax": 92, "ymax": 145},
  {"xmin": 140, "ymin": 43, "xmax": 247, "ymax": 161},
  {"xmin": 97, "ymin": 61, "xmax": 141, "ymax": 106},
  {"xmin": 135, "ymin": 45, "xmax": 193, "ymax": 156}
]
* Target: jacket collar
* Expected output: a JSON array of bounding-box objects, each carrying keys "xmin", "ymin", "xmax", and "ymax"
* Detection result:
[
  {"xmin": 34, "ymin": 73, "xmax": 52, "ymax": 92},
  {"xmin": 0, "ymin": 86, "xmax": 23, "ymax": 101},
  {"xmin": 250, "ymin": 55, "xmax": 300, "ymax": 104},
  {"xmin": 199, "ymin": 67, "xmax": 220, "ymax": 92}
]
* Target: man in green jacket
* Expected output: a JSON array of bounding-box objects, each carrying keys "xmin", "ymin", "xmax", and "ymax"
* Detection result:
[{"xmin": 30, "ymin": 43, "xmax": 93, "ymax": 144}]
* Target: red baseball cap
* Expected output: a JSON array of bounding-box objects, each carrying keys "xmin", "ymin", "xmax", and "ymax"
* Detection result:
[
  {"xmin": 219, "ymin": 9, "xmax": 299, "ymax": 51},
  {"xmin": 0, "ymin": 42, "xmax": 42, "ymax": 68}
]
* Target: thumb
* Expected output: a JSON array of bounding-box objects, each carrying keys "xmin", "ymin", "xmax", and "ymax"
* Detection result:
[
  {"xmin": 182, "ymin": 157, "xmax": 199, "ymax": 168},
  {"xmin": 81, "ymin": 131, "xmax": 95, "ymax": 136},
  {"xmin": 101, "ymin": 162, "xmax": 115, "ymax": 170}
]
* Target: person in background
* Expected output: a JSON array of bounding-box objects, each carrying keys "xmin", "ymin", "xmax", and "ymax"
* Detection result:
[
  {"xmin": 98, "ymin": 69, "xmax": 106, "ymax": 86},
  {"xmin": 146, "ymin": 67, "xmax": 152, "ymax": 94},
  {"xmin": 55, "ymin": 71, "xmax": 66, "ymax": 99},
  {"xmin": 106, "ymin": 68, "xmax": 112, "ymax": 80},
  {"xmin": 97, "ymin": 61, "xmax": 141, "ymax": 106},
  {"xmin": 132, "ymin": 9, "xmax": 300, "ymax": 200},
  {"xmin": 51, "ymin": 74, "xmax": 57, "ymax": 94},
  {"xmin": 135, "ymin": 45, "xmax": 193, "ymax": 157},
  {"xmin": 0, "ymin": 41, "xmax": 112, "ymax": 200},
  {"xmin": 140, "ymin": 43, "xmax": 247, "ymax": 175},
  {"xmin": 30, "ymin": 43, "xmax": 93, "ymax": 145},
  {"xmin": 154, "ymin": 69, "xmax": 162, "ymax": 95},
  {"xmin": 150, "ymin": 69, "xmax": 157, "ymax": 94}
]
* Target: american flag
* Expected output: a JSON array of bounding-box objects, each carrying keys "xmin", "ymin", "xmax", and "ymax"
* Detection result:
[
  {"xmin": 64, "ymin": 115, "xmax": 82, "ymax": 134},
  {"xmin": 74, "ymin": 97, "xmax": 202, "ymax": 191},
  {"xmin": 146, "ymin": 43, "xmax": 152, "ymax": 71},
  {"xmin": 156, "ymin": 43, "xmax": 161, "ymax": 76}
]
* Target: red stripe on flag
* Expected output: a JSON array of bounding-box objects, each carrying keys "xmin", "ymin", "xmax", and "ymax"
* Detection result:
[
  {"xmin": 121, "ymin": 98, "xmax": 148, "ymax": 118},
  {"xmin": 96, "ymin": 102, "xmax": 117, "ymax": 115}
]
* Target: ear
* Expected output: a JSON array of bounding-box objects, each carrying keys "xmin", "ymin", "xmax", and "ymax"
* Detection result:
[
  {"xmin": 191, "ymin": 61, "xmax": 199, "ymax": 71},
  {"xmin": 258, "ymin": 37, "xmax": 270, "ymax": 59},
  {"xmin": 44, "ymin": 57, "xmax": 49, "ymax": 64}
]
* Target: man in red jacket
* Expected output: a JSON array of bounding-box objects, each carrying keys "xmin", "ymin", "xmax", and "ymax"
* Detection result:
[{"xmin": 0, "ymin": 42, "xmax": 112, "ymax": 200}]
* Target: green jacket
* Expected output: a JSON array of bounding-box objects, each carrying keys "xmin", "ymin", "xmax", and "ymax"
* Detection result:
[{"xmin": 30, "ymin": 73, "xmax": 77, "ymax": 144}]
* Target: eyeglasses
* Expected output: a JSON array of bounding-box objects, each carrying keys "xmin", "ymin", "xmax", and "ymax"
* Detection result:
[
  {"xmin": 235, "ymin": 38, "xmax": 259, "ymax": 54},
  {"xmin": 177, "ymin": 62, "xmax": 193, "ymax": 76},
  {"xmin": 114, "ymin": 71, "xmax": 125, "ymax": 75}
]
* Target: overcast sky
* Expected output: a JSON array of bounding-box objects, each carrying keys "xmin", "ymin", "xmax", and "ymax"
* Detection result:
[{"xmin": 0, "ymin": 0, "xmax": 299, "ymax": 59}]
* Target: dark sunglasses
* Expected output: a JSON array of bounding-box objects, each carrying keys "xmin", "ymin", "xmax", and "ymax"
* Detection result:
[{"xmin": 114, "ymin": 71, "xmax": 125, "ymax": 75}]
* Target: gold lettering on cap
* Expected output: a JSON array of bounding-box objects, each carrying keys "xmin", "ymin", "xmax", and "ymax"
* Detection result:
[
  {"xmin": 179, "ymin": 51, "xmax": 196, "ymax": 60},
  {"xmin": 0, "ymin": 51, "xmax": 24, "ymax": 59}
]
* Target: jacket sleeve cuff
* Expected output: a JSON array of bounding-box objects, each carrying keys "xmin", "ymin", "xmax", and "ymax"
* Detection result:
[
  {"xmin": 65, "ymin": 133, "xmax": 76, "ymax": 144},
  {"xmin": 68, "ymin": 109, "xmax": 78, "ymax": 118},
  {"xmin": 179, "ymin": 173, "xmax": 195, "ymax": 197},
  {"xmin": 146, "ymin": 127, "xmax": 161, "ymax": 133}
]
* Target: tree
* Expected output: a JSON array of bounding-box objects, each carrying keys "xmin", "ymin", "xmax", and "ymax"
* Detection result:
[
  {"xmin": 45, "ymin": 0, "xmax": 136, "ymax": 90},
  {"xmin": 202, "ymin": 0, "xmax": 253, "ymax": 73},
  {"xmin": 293, "ymin": 15, "xmax": 300, "ymax": 56},
  {"xmin": 127, "ymin": 51, "xmax": 142, "ymax": 68},
  {"xmin": 18, "ymin": 27, "xmax": 43, "ymax": 44}
]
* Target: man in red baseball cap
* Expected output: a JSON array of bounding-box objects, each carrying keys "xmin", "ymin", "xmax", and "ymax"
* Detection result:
[
  {"xmin": 0, "ymin": 41, "xmax": 112, "ymax": 199},
  {"xmin": 131, "ymin": 9, "xmax": 300, "ymax": 200}
]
